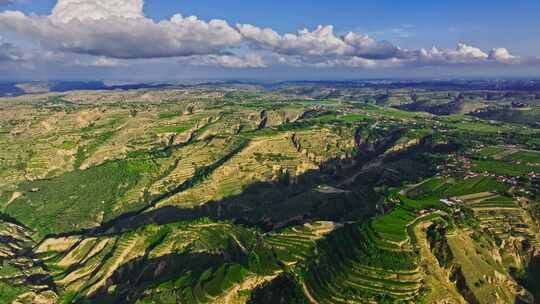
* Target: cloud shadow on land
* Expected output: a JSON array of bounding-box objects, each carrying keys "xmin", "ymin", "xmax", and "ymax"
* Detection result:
[
  {"xmin": 74, "ymin": 132, "xmax": 461, "ymax": 303},
  {"xmin": 87, "ymin": 129, "xmax": 458, "ymax": 238}
]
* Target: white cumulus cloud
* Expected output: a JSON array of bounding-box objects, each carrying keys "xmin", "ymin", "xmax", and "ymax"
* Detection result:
[
  {"xmin": 418, "ymin": 43, "xmax": 489, "ymax": 63},
  {"xmin": 0, "ymin": 0, "xmax": 529, "ymax": 72},
  {"xmin": 489, "ymin": 48, "xmax": 518, "ymax": 63},
  {"xmin": 51, "ymin": 0, "xmax": 144, "ymax": 22},
  {"xmin": 0, "ymin": 0, "xmax": 242, "ymax": 59},
  {"xmin": 237, "ymin": 24, "xmax": 401, "ymax": 59},
  {"xmin": 414, "ymin": 44, "xmax": 521, "ymax": 66}
]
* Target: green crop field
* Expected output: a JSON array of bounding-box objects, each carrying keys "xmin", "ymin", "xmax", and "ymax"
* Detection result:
[
  {"xmin": 472, "ymin": 159, "xmax": 536, "ymax": 176},
  {"xmin": 507, "ymin": 150, "xmax": 540, "ymax": 163},
  {"xmin": 372, "ymin": 197, "xmax": 445, "ymax": 243}
]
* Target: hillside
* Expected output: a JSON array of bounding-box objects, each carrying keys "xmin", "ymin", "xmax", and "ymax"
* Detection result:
[{"xmin": 0, "ymin": 87, "xmax": 539, "ymax": 304}]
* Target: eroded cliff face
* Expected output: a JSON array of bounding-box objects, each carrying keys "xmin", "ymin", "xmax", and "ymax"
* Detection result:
[
  {"xmin": 0, "ymin": 218, "xmax": 58, "ymax": 304},
  {"xmin": 425, "ymin": 223, "xmax": 536, "ymax": 304}
]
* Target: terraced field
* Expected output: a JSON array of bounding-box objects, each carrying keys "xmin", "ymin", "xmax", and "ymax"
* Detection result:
[
  {"xmin": 459, "ymin": 194, "xmax": 539, "ymax": 248},
  {"xmin": 443, "ymin": 230, "xmax": 531, "ymax": 304},
  {"xmin": 295, "ymin": 193, "xmax": 454, "ymax": 303},
  {"xmin": 402, "ymin": 177, "xmax": 539, "ymax": 303},
  {"xmin": 371, "ymin": 197, "xmax": 446, "ymax": 248},
  {"xmin": 265, "ymin": 221, "xmax": 338, "ymax": 266},
  {"xmin": 35, "ymin": 220, "xmax": 281, "ymax": 303},
  {"xmin": 155, "ymin": 134, "xmax": 319, "ymax": 208},
  {"xmin": 303, "ymin": 224, "xmax": 423, "ymax": 303},
  {"xmin": 1, "ymin": 87, "xmax": 539, "ymax": 303}
]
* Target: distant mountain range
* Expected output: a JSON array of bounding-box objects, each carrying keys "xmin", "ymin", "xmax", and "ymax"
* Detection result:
[
  {"xmin": 0, "ymin": 81, "xmax": 172, "ymax": 97},
  {"xmin": 3, "ymin": 79, "xmax": 540, "ymax": 97}
]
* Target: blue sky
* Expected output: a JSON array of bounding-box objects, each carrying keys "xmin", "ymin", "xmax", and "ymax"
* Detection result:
[
  {"xmin": 9, "ymin": 0, "xmax": 540, "ymax": 53},
  {"xmin": 1, "ymin": 0, "xmax": 540, "ymax": 80},
  {"xmin": 168, "ymin": 0, "xmax": 540, "ymax": 52}
]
